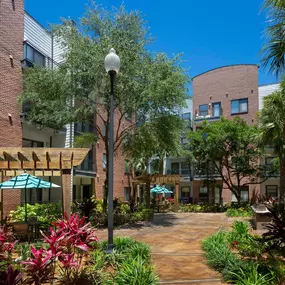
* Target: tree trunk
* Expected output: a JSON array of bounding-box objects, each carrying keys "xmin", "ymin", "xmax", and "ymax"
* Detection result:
[
  {"xmin": 280, "ymin": 155, "xmax": 285, "ymax": 203},
  {"xmin": 103, "ymin": 178, "xmax": 108, "ymax": 213},
  {"xmin": 146, "ymin": 180, "xmax": 151, "ymax": 209}
]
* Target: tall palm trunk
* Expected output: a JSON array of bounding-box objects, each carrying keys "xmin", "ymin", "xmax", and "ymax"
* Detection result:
[{"xmin": 280, "ymin": 155, "xmax": 285, "ymax": 203}]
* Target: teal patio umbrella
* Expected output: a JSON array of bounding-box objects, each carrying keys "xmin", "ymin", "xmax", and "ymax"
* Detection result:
[
  {"xmin": 150, "ymin": 185, "xmax": 173, "ymax": 194},
  {"xmin": 0, "ymin": 173, "xmax": 60, "ymax": 222}
]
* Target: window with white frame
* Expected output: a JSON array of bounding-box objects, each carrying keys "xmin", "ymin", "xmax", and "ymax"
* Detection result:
[
  {"xmin": 199, "ymin": 187, "xmax": 208, "ymax": 200},
  {"xmin": 266, "ymin": 185, "xmax": 278, "ymax": 198},
  {"xmin": 124, "ymin": 187, "xmax": 131, "ymax": 201},
  {"xmin": 181, "ymin": 186, "xmax": 190, "ymax": 198},
  {"xmin": 232, "ymin": 187, "xmax": 249, "ymax": 202}
]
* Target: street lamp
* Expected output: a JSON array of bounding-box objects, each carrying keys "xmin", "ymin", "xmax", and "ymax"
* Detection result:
[{"xmin": 104, "ymin": 48, "xmax": 120, "ymax": 252}]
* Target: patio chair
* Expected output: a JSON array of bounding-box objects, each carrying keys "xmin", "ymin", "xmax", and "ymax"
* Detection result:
[{"xmin": 12, "ymin": 223, "xmax": 30, "ymax": 243}]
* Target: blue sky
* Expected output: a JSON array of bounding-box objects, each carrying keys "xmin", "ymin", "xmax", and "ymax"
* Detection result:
[{"xmin": 25, "ymin": 0, "xmax": 278, "ymax": 94}]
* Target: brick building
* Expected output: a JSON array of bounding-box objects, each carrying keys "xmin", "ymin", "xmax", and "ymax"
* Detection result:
[
  {"xmin": 192, "ymin": 64, "xmax": 259, "ymax": 204},
  {"xmin": 0, "ymin": 0, "xmax": 24, "ymax": 216},
  {"xmin": 0, "ymin": 2, "xmax": 133, "ymax": 216},
  {"xmin": 166, "ymin": 65, "xmax": 280, "ymax": 204}
]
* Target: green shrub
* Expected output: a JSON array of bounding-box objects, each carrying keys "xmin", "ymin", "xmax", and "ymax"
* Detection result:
[
  {"xmin": 203, "ymin": 222, "xmax": 280, "ymax": 284},
  {"xmin": 226, "ymin": 206, "xmax": 252, "ymax": 217},
  {"xmin": 91, "ymin": 237, "xmax": 156, "ymax": 284},
  {"xmin": 228, "ymin": 264, "xmax": 274, "ymax": 285},
  {"xmin": 203, "ymin": 231, "xmax": 238, "ymax": 272},
  {"xmin": 113, "ymin": 256, "xmax": 158, "ymax": 285},
  {"xmin": 9, "ymin": 203, "xmax": 62, "ymax": 227},
  {"xmin": 127, "ymin": 242, "xmax": 151, "ymax": 263}
]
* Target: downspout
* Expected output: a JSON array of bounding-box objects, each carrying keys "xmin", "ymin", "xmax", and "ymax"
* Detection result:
[{"xmin": 51, "ymin": 31, "xmax": 54, "ymax": 69}]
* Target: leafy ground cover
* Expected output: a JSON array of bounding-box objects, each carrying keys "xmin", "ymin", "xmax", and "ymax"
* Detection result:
[
  {"xmin": 177, "ymin": 203, "xmax": 252, "ymax": 217},
  {"xmin": 9, "ymin": 198, "xmax": 154, "ymax": 229},
  {"xmin": 203, "ymin": 220, "xmax": 285, "ymax": 284},
  {"xmin": 0, "ymin": 214, "xmax": 158, "ymax": 285}
]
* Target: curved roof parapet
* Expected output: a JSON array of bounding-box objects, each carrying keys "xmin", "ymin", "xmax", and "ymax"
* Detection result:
[{"xmin": 193, "ymin": 64, "xmax": 259, "ymax": 80}]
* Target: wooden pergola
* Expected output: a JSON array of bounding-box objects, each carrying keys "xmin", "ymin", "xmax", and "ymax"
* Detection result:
[
  {"xmin": 0, "ymin": 147, "xmax": 89, "ymax": 219},
  {"xmin": 133, "ymin": 174, "xmax": 181, "ymax": 212}
]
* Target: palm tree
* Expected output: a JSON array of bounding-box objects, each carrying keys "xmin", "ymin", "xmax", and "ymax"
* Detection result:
[
  {"xmin": 261, "ymin": 0, "xmax": 285, "ymax": 77},
  {"xmin": 259, "ymin": 79, "xmax": 285, "ymax": 202}
]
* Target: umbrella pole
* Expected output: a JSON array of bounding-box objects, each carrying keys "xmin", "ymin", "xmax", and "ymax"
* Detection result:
[{"xmin": 25, "ymin": 187, "xmax": 27, "ymax": 223}]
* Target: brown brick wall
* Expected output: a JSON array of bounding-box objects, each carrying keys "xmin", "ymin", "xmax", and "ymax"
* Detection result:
[
  {"xmin": 0, "ymin": 0, "xmax": 24, "ymax": 216},
  {"xmin": 94, "ymin": 109, "xmax": 133, "ymax": 201},
  {"xmin": 193, "ymin": 64, "xmax": 259, "ymax": 126},
  {"xmin": 192, "ymin": 65, "xmax": 260, "ymax": 203}
]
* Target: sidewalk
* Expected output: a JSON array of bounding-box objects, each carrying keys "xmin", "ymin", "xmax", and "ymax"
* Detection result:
[{"xmin": 96, "ymin": 213, "xmax": 230, "ymax": 285}]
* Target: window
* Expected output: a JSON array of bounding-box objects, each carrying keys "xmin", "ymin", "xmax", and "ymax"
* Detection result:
[
  {"xmin": 73, "ymin": 185, "xmax": 77, "ymax": 201},
  {"xmin": 182, "ymin": 112, "xmax": 191, "ymax": 120},
  {"xmin": 265, "ymin": 157, "xmax": 276, "ymax": 165},
  {"xmin": 181, "ymin": 162, "xmax": 190, "ymax": 175},
  {"xmin": 199, "ymin": 105, "xmax": 208, "ymax": 117},
  {"xmin": 24, "ymin": 43, "xmax": 45, "ymax": 67},
  {"xmin": 23, "ymin": 139, "xmax": 44, "ymax": 148},
  {"xmin": 29, "ymin": 188, "xmax": 42, "ymax": 204},
  {"xmin": 212, "ymin": 102, "xmax": 221, "ymax": 117},
  {"xmin": 232, "ymin": 187, "xmax": 249, "ymax": 202},
  {"xmin": 171, "ymin": 162, "xmax": 180, "ymax": 174},
  {"xmin": 231, "ymin": 99, "xmax": 248, "ymax": 114},
  {"xmin": 181, "ymin": 186, "xmax": 190, "ymax": 198},
  {"xmin": 124, "ymin": 187, "xmax": 131, "ymax": 201},
  {"xmin": 199, "ymin": 187, "xmax": 208, "ymax": 201},
  {"xmin": 80, "ymin": 149, "xmax": 93, "ymax": 171},
  {"xmin": 103, "ymin": 153, "xmax": 107, "ymax": 169},
  {"xmin": 266, "ymin": 185, "xmax": 278, "ymax": 198},
  {"xmin": 124, "ymin": 160, "xmax": 130, "ymax": 174}
]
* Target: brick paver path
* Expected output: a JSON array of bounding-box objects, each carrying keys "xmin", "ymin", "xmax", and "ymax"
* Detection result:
[{"xmin": 97, "ymin": 213, "xmax": 231, "ymax": 285}]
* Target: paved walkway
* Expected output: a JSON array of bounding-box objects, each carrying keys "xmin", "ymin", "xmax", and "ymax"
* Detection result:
[{"xmin": 97, "ymin": 213, "xmax": 232, "ymax": 285}]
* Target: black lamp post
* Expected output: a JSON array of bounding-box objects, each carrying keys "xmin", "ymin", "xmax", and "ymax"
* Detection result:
[{"xmin": 104, "ymin": 48, "xmax": 120, "ymax": 252}]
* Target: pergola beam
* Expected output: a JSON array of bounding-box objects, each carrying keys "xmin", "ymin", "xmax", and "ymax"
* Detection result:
[
  {"xmin": 134, "ymin": 173, "xmax": 182, "ymax": 212},
  {"xmin": 0, "ymin": 147, "xmax": 90, "ymax": 218}
]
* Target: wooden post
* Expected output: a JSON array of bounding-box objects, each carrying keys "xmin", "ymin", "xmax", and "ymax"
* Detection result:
[
  {"xmin": 91, "ymin": 177, "xmax": 96, "ymax": 198},
  {"xmin": 146, "ymin": 180, "xmax": 151, "ymax": 209},
  {"xmin": 62, "ymin": 169, "xmax": 71, "ymax": 217},
  {"xmin": 174, "ymin": 183, "xmax": 179, "ymax": 212},
  {"xmin": 0, "ymin": 171, "xmax": 3, "ymax": 224}
]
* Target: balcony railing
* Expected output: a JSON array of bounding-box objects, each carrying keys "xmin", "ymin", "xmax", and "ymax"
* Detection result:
[
  {"xmin": 166, "ymin": 169, "xmax": 191, "ymax": 176},
  {"xmin": 194, "ymin": 166, "xmax": 220, "ymax": 178},
  {"xmin": 194, "ymin": 114, "xmax": 221, "ymax": 122},
  {"xmin": 167, "ymin": 169, "xmax": 180, "ymax": 175}
]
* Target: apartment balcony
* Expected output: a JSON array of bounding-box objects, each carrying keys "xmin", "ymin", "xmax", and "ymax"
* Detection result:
[
  {"xmin": 194, "ymin": 114, "xmax": 221, "ymax": 125},
  {"xmin": 193, "ymin": 167, "xmax": 221, "ymax": 180},
  {"xmin": 74, "ymin": 158, "xmax": 96, "ymax": 178},
  {"xmin": 166, "ymin": 169, "xmax": 192, "ymax": 179}
]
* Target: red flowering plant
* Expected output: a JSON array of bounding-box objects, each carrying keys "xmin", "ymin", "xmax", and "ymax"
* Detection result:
[
  {"xmin": 168, "ymin": 198, "xmax": 175, "ymax": 203},
  {"xmin": 37, "ymin": 213, "xmax": 99, "ymax": 283},
  {"xmin": 22, "ymin": 247, "xmax": 53, "ymax": 285},
  {"xmin": 0, "ymin": 265, "xmax": 23, "ymax": 285},
  {"xmin": 0, "ymin": 225, "xmax": 17, "ymax": 266}
]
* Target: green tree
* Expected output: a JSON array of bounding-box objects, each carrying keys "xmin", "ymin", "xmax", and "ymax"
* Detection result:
[
  {"xmin": 259, "ymin": 79, "xmax": 285, "ymax": 202},
  {"xmin": 261, "ymin": 0, "xmax": 285, "ymax": 76},
  {"xmin": 188, "ymin": 117, "xmax": 269, "ymax": 204},
  {"xmin": 20, "ymin": 3, "xmax": 189, "ymax": 211},
  {"xmin": 123, "ymin": 115, "xmax": 185, "ymax": 207}
]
